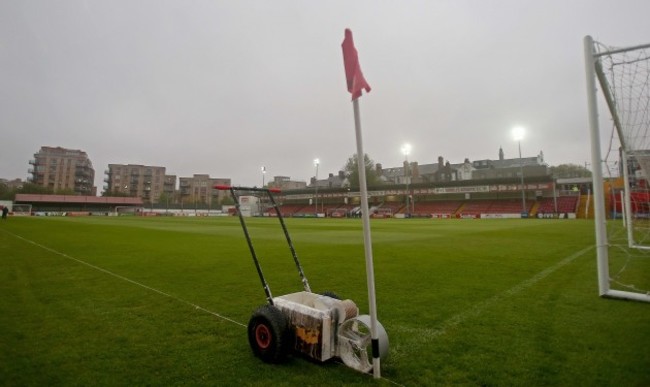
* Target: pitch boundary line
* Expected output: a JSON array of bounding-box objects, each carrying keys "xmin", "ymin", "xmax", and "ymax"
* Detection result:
[
  {"xmin": 4, "ymin": 229, "xmax": 407, "ymax": 386},
  {"xmin": 394, "ymin": 245, "xmax": 594, "ymax": 341},
  {"xmin": 4, "ymin": 229, "xmax": 246, "ymax": 327}
]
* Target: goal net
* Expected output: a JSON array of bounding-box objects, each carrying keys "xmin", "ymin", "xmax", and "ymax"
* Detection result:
[
  {"xmin": 113, "ymin": 206, "xmax": 143, "ymax": 216},
  {"xmin": 12, "ymin": 204, "xmax": 32, "ymax": 216},
  {"xmin": 585, "ymin": 35, "xmax": 650, "ymax": 302}
]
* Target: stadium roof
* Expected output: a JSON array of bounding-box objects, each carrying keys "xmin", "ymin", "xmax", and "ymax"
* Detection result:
[{"xmin": 15, "ymin": 194, "xmax": 143, "ymax": 205}]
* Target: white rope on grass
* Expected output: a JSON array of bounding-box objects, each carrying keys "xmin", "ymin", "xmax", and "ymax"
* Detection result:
[
  {"xmin": 3, "ymin": 229, "xmax": 246, "ymax": 327},
  {"xmin": 394, "ymin": 245, "xmax": 595, "ymax": 341}
]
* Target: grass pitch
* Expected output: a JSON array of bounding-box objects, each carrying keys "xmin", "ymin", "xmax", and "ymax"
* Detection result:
[{"xmin": 1, "ymin": 216, "xmax": 649, "ymax": 386}]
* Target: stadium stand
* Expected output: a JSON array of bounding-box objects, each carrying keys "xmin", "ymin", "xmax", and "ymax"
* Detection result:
[
  {"xmin": 457, "ymin": 201, "xmax": 493, "ymax": 216},
  {"xmin": 376, "ymin": 202, "xmax": 403, "ymax": 217},
  {"xmin": 273, "ymin": 197, "xmax": 580, "ymax": 218},
  {"xmin": 536, "ymin": 196, "xmax": 579, "ymax": 214},
  {"xmin": 270, "ymin": 204, "xmax": 310, "ymax": 216},
  {"xmin": 486, "ymin": 199, "xmax": 526, "ymax": 214},
  {"xmin": 326, "ymin": 204, "xmax": 356, "ymax": 217},
  {"xmin": 411, "ymin": 201, "xmax": 462, "ymax": 217}
]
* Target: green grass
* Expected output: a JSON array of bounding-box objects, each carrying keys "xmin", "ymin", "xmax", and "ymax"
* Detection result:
[{"xmin": 1, "ymin": 216, "xmax": 649, "ymax": 386}]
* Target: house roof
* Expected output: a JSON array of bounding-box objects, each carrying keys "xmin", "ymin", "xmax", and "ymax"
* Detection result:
[
  {"xmin": 312, "ymin": 175, "xmax": 346, "ymax": 188},
  {"xmin": 475, "ymin": 156, "xmax": 541, "ymax": 169}
]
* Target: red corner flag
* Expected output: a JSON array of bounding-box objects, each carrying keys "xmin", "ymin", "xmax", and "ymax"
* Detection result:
[{"xmin": 342, "ymin": 29, "xmax": 371, "ymax": 100}]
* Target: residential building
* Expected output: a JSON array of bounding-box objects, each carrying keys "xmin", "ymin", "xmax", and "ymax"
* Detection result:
[
  {"xmin": 378, "ymin": 148, "xmax": 548, "ymax": 184},
  {"xmin": 309, "ymin": 171, "xmax": 347, "ymax": 189},
  {"xmin": 268, "ymin": 176, "xmax": 307, "ymax": 190},
  {"xmin": 28, "ymin": 146, "xmax": 95, "ymax": 195},
  {"xmin": 179, "ymin": 174, "xmax": 231, "ymax": 207},
  {"xmin": 163, "ymin": 175, "xmax": 177, "ymax": 199},
  {"xmin": 471, "ymin": 149, "xmax": 548, "ymax": 180},
  {"xmin": 105, "ymin": 164, "xmax": 167, "ymax": 204}
]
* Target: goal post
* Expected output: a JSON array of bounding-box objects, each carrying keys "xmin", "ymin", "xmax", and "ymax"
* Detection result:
[
  {"xmin": 584, "ymin": 35, "xmax": 650, "ymax": 302},
  {"xmin": 11, "ymin": 204, "xmax": 31, "ymax": 216},
  {"xmin": 113, "ymin": 206, "xmax": 142, "ymax": 216}
]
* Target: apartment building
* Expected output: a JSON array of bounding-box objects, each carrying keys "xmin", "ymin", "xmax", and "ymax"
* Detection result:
[
  {"xmin": 105, "ymin": 164, "xmax": 170, "ymax": 204},
  {"xmin": 179, "ymin": 174, "xmax": 231, "ymax": 206},
  {"xmin": 269, "ymin": 176, "xmax": 308, "ymax": 190},
  {"xmin": 29, "ymin": 146, "xmax": 96, "ymax": 195},
  {"xmin": 163, "ymin": 174, "xmax": 177, "ymax": 199}
]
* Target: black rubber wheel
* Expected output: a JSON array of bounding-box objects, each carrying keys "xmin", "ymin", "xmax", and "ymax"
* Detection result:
[
  {"xmin": 321, "ymin": 291, "xmax": 340, "ymax": 300},
  {"xmin": 247, "ymin": 305, "xmax": 292, "ymax": 363}
]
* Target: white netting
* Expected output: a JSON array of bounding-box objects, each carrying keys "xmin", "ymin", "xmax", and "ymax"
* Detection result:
[
  {"xmin": 11, "ymin": 204, "xmax": 31, "ymax": 216},
  {"xmin": 593, "ymin": 39, "xmax": 650, "ymax": 299},
  {"xmin": 596, "ymin": 41, "xmax": 650, "ymax": 152}
]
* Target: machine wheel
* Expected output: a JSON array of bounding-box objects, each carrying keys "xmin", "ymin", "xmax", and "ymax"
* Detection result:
[
  {"xmin": 338, "ymin": 315, "xmax": 389, "ymax": 373},
  {"xmin": 247, "ymin": 305, "xmax": 292, "ymax": 363}
]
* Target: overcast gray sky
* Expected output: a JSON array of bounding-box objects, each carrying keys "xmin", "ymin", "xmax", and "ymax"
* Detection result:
[{"xmin": 1, "ymin": 1, "xmax": 649, "ymax": 190}]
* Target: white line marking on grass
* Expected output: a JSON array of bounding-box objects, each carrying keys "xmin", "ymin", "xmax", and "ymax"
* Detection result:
[
  {"xmin": 4, "ymin": 230, "xmax": 246, "ymax": 328},
  {"xmin": 396, "ymin": 245, "xmax": 594, "ymax": 341},
  {"xmin": 6, "ymin": 229, "xmax": 407, "ymax": 386}
]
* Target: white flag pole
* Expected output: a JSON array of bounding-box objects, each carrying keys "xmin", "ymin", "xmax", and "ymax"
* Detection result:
[{"xmin": 351, "ymin": 97, "xmax": 381, "ymax": 378}]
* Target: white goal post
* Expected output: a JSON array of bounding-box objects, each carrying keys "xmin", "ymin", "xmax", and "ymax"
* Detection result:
[
  {"xmin": 12, "ymin": 204, "xmax": 32, "ymax": 216},
  {"xmin": 113, "ymin": 205, "xmax": 143, "ymax": 216},
  {"xmin": 584, "ymin": 35, "xmax": 650, "ymax": 303}
]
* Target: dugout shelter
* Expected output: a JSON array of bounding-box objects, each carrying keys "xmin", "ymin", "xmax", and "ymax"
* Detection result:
[{"xmin": 14, "ymin": 194, "xmax": 143, "ymax": 216}]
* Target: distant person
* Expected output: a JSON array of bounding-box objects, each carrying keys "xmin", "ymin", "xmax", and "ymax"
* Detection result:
[{"xmin": 2, "ymin": 206, "xmax": 8, "ymax": 220}]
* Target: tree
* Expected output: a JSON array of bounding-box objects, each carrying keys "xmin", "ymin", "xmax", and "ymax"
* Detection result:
[
  {"xmin": 220, "ymin": 195, "xmax": 235, "ymax": 206},
  {"xmin": 102, "ymin": 190, "xmax": 131, "ymax": 197},
  {"xmin": 54, "ymin": 188, "xmax": 76, "ymax": 195},
  {"xmin": 0, "ymin": 182, "xmax": 53, "ymax": 201},
  {"xmin": 158, "ymin": 192, "xmax": 172, "ymax": 205},
  {"xmin": 0, "ymin": 182, "xmax": 10, "ymax": 200},
  {"xmin": 549, "ymin": 164, "xmax": 592, "ymax": 179},
  {"xmin": 343, "ymin": 153, "xmax": 381, "ymax": 188},
  {"xmin": 18, "ymin": 183, "xmax": 53, "ymax": 195}
]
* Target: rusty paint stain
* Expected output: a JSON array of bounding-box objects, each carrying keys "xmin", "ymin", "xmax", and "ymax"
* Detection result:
[{"xmin": 295, "ymin": 326, "xmax": 320, "ymax": 345}]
